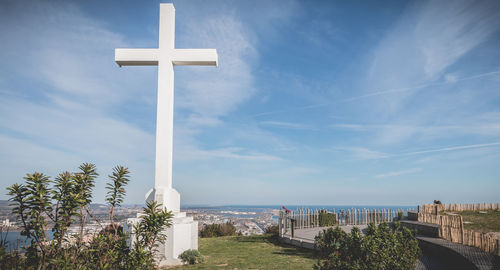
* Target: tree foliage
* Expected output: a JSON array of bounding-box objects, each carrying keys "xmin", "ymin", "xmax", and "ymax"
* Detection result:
[
  {"xmin": 1, "ymin": 163, "xmax": 173, "ymax": 270},
  {"xmin": 314, "ymin": 222, "xmax": 421, "ymax": 270},
  {"xmin": 318, "ymin": 210, "xmax": 337, "ymax": 227},
  {"xmin": 200, "ymin": 222, "xmax": 236, "ymax": 238},
  {"xmin": 106, "ymin": 166, "xmax": 130, "ymax": 234}
]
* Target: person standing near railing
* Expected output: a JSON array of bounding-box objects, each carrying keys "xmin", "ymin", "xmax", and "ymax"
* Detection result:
[{"xmin": 282, "ymin": 206, "xmax": 295, "ymax": 237}]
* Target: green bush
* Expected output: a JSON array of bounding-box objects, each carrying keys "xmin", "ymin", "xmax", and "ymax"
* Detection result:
[
  {"xmin": 178, "ymin": 249, "xmax": 204, "ymax": 265},
  {"xmin": 200, "ymin": 223, "xmax": 220, "ymax": 238},
  {"xmin": 397, "ymin": 210, "xmax": 404, "ymax": 221},
  {"xmin": 265, "ymin": 225, "xmax": 279, "ymax": 236},
  {"xmin": 0, "ymin": 163, "xmax": 173, "ymax": 270},
  {"xmin": 314, "ymin": 222, "xmax": 421, "ymax": 270},
  {"xmin": 318, "ymin": 210, "xmax": 337, "ymax": 227},
  {"xmin": 219, "ymin": 222, "xmax": 237, "ymax": 236},
  {"xmin": 200, "ymin": 222, "xmax": 237, "ymax": 238}
]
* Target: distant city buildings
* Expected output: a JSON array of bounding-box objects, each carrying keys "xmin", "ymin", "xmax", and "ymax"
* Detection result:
[
  {"xmin": 0, "ymin": 201, "xmax": 279, "ymax": 238},
  {"xmin": 186, "ymin": 208, "xmax": 278, "ymax": 236}
]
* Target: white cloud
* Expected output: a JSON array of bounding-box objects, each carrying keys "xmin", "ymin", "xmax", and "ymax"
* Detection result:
[
  {"xmin": 332, "ymin": 119, "xmax": 500, "ymax": 145},
  {"xmin": 415, "ymin": 0, "xmax": 500, "ymax": 79},
  {"xmin": 444, "ymin": 74, "xmax": 458, "ymax": 83},
  {"xmin": 0, "ymin": 1, "xmax": 157, "ymax": 203},
  {"xmin": 362, "ymin": 0, "xmax": 500, "ymax": 117},
  {"xmin": 331, "ymin": 141, "xmax": 500, "ymax": 163},
  {"xmin": 169, "ymin": 2, "xmax": 304, "ymax": 165},
  {"xmin": 175, "ymin": 146, "xmax": 281, "ymax": 162},
  {"xmin": 175, "ymin": 14, "xmax": 256, "ymax": 125},
  {"xmin": 331, "ymin": 124, "xmax": 367, "ymax": 131},
  {"xmin": 333, "ymin": 147, "xmax": 390, "ymax": 160},
  {"xmin": 260, "ymin": 121, "xmax": 311, "ymax": 130},
  {"xmin": 0, "ymin": 1, "xmax": 148, "ymax": 107},
  {"xmin": 0, "ymin": 97, "xmax": 156, "ymax": 203},
  {"xmin": 400, "ymin": 142, "xmax": 500, "ymax": 157},
  {"xmin": 375, "ymin": 168, "xmax": 421, "ymax": 179}
]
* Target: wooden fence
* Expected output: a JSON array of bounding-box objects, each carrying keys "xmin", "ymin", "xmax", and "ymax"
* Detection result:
[
  {"xmin": 279, "ymin": 208, "xmax": 411, "ymax": 238},
  {"xmin": 417, "ymin": 211, "xmax": 500, "ymax": 256},
  {"xmin": 420, "ymin": 203, "xmax": 500, "ymax": 214}
]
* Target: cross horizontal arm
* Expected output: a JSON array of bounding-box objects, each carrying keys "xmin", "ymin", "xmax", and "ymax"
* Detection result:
[
  {"xmin": 172, "ymin": 49, "xmax": 218, "ymax": 66},
  {"xmin": 115, "ymin": 48, "xmax": 159, "ymax": 67}
]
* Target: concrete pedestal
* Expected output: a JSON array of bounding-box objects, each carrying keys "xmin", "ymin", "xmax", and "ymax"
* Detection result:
[
  {"xmin": 124, "ymin": 211, "xmax": 198, "ymax": 266},
  {"xmin": 158, "ymin": 212, "xmax": 198, "ymax": 266}
]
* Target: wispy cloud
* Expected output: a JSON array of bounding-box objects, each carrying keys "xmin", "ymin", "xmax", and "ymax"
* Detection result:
[
  {"xmin": 175, "ymin": 13, "xmax": 256, "ymax": 126},
  {"xmin": 0, "ymin": 0, "xmax": 157, "ymax": 203},
  {"xmin": 399, "ymin": 142, "xmax": 500, "ymax": 157},
  {"xmin": 332, "ymin": 122, "xmax": 500, "ymax": 143},
  {"xmin": 344, "ymin": 70, "xmax": 500, "ymax": 103},
  {"xmin": 252, "ymin": 69, "xmax": 500, "ymax": 118},
  {"xmin": 416, "ymin": 0, "xmax": 500, "ymax": 78},
  {"xmin": 171, "ymin": 1, "xmax": 304, "ymax": 164},
  {"xmin": 175, "ymin": 146, "xmax": 281, "ymax": 162},
  {"xmin": 333, "ymin": 147, "xmax": 390, "ymax": 160},
  {"xmin": 260, "ymin": 121, "xmax": 311, "ymax": 130},
  {"xmin": 2, "ymin": 0, "xmax": 500, "ymax": 205},
  {"xmin": 337, "ymin": 142, "xmax": 500, "ymax": 161},
  {"xmin": 375, "ymin": 168, "xmax": 421, "ymax": 179}
]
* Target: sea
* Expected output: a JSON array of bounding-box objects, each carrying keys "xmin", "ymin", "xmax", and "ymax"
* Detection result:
[
  {"xmin": 1, "ymin": 230, "xmax": 54, "ymax": 252},
  {"xmin": 182, "ymin": 204, "xmax": 417, "ymax": 219}
]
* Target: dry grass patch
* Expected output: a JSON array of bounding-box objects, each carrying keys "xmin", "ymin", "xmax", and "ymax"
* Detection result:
[{"xmin": 442, "ymin": 210, "xmax": 500, "ymax": 233}]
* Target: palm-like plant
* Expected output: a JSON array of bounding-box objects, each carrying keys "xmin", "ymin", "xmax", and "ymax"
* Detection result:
[
  {"xmin": 131, "ymin": 201, "xmax": 173, "ymax": 267},
  {"xmin": 3, "ymin": 163, "xmax": 173, "ymax": 269},
  {"xmin": 8, "ymin": 172, "xmax": 52, "ymax": 265},
  {"xmin": 73, "ymin": 163, "xmax": 98, "ymax": 243},
  {"xmin": 52, "ymin": 171, "xmax": 80, "ymax": 252},
  {"xmin": 106, "ymin": 166, "xmax": 130, "ymax": 234}
]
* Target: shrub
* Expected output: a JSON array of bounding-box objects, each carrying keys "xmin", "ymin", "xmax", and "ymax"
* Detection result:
[
  {"xmin": 314, "ymin": 222, "xmax": 421, "ymax": 270},
  {"xmin": 318, "ymin": 210, "xmax": 337, "ymax": 227},
  {"xmin": 200, "ymin": 222, "xmax": 236, "ymax": 238},
  {"xmin": 265, "ymin": 225, "xmax": 279, "ymax": 236},
  {"xmin": 219, "ymin": 222, "xmax": 237, "ymax": 236},
  {"xmin": 434, "ymin": 200, "xmax": 442, "ymax": 204},
  {"xmin": 178, "ymin": 249, "xmax": 204, "ymax": 265},
  {"xmin": 1, "ymin": 163, "xmax": 173, "ymax": 270},
  {"xmin": 200, "ymin": 223, "xmax": 219, "ymax": 238},
  {"xmin": 397, "ymin": 210, "xmax": 404, "ymax": 221}
]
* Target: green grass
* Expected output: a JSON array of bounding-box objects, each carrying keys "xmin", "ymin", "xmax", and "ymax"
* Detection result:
[
  {"xmin": 175, "ymin": 234, "xmax": 317, "ymax": 270},
  {"xmin": 442, "ymin": 210, "xmax": 500, "ymax": 233}
]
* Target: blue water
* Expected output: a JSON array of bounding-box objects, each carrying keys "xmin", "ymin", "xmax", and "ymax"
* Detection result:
[
  {"xmin": 182, "ymin": 205, "xmax": 417, "ymax": 219},
  {"xmin": 183, "ymin": 205, "xmax": 416, "ymax": 212},
  {"xmin": 1, "ymin": 230, "xmax": 54, "ymax": 252}
]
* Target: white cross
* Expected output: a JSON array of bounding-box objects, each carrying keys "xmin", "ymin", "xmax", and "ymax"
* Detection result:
[{"xmin": 115, "ymin": 4, "xmax": 217, "ymax": 212}]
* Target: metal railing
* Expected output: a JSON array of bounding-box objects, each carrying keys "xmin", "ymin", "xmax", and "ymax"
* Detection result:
[{"xmin": 278, "ymin": 207, "xmax": 411, "ymax": 238}]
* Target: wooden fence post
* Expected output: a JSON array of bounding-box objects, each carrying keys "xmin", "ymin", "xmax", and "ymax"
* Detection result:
[{"xmin": 496, "ymin": 239, "xmax": 500, "ymax": 256}]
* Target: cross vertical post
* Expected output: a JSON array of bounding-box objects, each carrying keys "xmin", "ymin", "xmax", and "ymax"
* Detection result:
[
  {"xmin": 115, "ymin": 4, "xmax": 217, "ymax": 212},
  {"xmin": 115, "ymin": 3, "xmax": 217, "ymax": 265}
]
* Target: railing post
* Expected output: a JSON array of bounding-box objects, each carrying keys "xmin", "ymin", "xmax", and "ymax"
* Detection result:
[{"xmin": 278, "ymin": 211, "xmax": 282, "ymax": 237}]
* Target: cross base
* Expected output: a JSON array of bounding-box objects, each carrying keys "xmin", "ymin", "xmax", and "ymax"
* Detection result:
[
  {"xmin": 124, "ymin": 212, "xmax": 198, "ymax": 266},
  {"xmin": 146, "ymin": 187, "xmax": 181, "ymax": 213}
]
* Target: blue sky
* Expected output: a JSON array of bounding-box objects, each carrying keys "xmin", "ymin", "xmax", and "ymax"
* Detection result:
[{"xmin": 1, "ymin": 0, "xmax": 500, "ymax": 206}]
